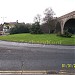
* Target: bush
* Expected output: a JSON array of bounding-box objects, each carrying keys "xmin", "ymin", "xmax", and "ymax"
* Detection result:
[
  {"xmin": 62, "ymin": 30, "xmax": 72, "ymax": 37},
  {"xmin": 57, "ymin": 30, "xmax": 72, "ymax": 38},
  {"xmin": 10, "ymin": 23, "xmax": 30, "ymax": 34},
  {"xmin": 57, "ymin": 32, "xmax": 61, "ymax": 36},
  {"xmin": 30, "ymin": 22, "xmax": 42, "ymax": 34}
]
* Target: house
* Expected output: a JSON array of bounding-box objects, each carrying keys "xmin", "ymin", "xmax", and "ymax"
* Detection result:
[
  {"xmin": 3, "ymin": 22, "xmax": 16, "ymax": 33},
  {"xmin": 0, "ymin": 20, "xmax": 25, "ymax": 35},
  {"xmin": 0, "ymin": 22, "xmax": 17, "ymax": 35}
]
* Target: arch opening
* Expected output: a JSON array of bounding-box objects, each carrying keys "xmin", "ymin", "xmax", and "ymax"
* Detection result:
[
  {"xmin": 64, "ymin": 18, "xmax": 75, "ymax": 34},
  {"xmin": 55, "ymin": 22, "xmax": 61, "ymax": 33}
]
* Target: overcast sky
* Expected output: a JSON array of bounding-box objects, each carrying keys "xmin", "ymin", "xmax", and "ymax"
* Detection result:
[{"xmin": 0, "ymin": 0, "xmax": 75, "ymax": 23}]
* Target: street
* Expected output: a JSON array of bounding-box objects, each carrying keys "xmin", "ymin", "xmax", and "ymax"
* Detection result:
[{"xmin": 0, "ymin": 41, "xmax": 75, "ymax": 73}]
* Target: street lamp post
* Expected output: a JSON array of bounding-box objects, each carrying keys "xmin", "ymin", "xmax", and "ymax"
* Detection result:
[
  {"xmin": 1, "ymin": 17, "xmax": 6, "ymax": 24},
  {"xmin": 1, "ymin": 17, "xmax": 7, "ymax": 35}
]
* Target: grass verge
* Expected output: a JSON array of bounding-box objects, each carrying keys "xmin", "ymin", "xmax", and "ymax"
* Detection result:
[{"xmin": 0, "ymin": 33, "xmax": 75, "ymax": 45}]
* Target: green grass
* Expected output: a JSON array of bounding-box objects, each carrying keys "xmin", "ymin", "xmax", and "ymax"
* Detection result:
[{"xmin": 0, "ymin": 33, "xmax": 75, "ymax": 45}]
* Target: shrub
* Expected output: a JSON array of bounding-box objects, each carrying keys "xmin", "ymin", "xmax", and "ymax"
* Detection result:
[
  {"xmin": 56, "ymin": 32, "xmax": 61, "ymax": 36},
  {"xmin": 57, "ymin": 30, "xmax": 72, "ymax": 38},
  {"xmin": 62, "ymin": 30, "xmax": 72, "ymax": 37},
  {"xmin": 30, "ymin": 22, "xmax": 42, "ymax": 34},
  {"xmin": 10, "ymin": 23, "xmax": 30, "ymax": 34}
]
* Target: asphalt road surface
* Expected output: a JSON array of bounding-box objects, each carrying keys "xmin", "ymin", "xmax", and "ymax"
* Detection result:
[{"xmin": 0, "ymin": 41, "xmax": 75, "ymax": 73}]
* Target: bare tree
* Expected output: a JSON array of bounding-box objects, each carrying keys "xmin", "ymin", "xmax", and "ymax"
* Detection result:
[
  {"xmin": 43, "ymin": 7, "xmax": 55, "ymax": 33},
  {"xmin": 34, "ymin": 14, "xmax": 41, "ymax": 23}
]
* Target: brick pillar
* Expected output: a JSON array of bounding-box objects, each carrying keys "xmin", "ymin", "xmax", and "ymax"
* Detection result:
[{"xmin": 61, "ymin": 21, "xmax": 64, "ymax": 34}]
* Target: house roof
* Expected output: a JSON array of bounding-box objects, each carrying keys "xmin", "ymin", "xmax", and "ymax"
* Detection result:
[{"xmin": 4, "ymin": 22, "xmax": 17, "ymax": 25}]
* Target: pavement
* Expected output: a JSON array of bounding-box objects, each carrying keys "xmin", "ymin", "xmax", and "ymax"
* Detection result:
[
  {"xmin": 0, "ymin": 40, "xmax": 75, "ymax": 49},
  {"xmin": 0, "ymin": 70, "xmax": 75, "ymax": 75},
  {"xmin": 0, "ymin": 40, "xmax": 75, "ymax": 74}
]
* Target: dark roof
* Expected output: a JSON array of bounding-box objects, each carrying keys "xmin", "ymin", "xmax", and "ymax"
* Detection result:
[
  {"xmin": 9, "ymin": 22, "xmax": 17, "ymax": 25},
  {"xmin": 4, "ymin": 22, "xmax": 17, "ymax": 25}
]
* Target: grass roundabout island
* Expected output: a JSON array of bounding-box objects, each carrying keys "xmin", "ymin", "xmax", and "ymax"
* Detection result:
[{"xmin": 0, "ymin": 33, "xmax": 75, "ymax": 45}]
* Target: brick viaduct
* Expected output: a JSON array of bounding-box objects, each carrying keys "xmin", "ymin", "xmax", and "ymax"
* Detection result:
[{"xmin": 58, "ymin": 11, "xmax": 75, "ymax": 34}]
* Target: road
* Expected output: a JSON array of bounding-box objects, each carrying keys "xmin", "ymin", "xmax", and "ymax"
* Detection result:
[{"xmin": 0, "ymin": 41, "xmax": 75, "ymax": 73}]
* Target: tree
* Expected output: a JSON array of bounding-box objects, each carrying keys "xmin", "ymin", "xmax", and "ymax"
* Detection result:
[
  {"xmin": 30, "ymin": 22, "xmax": 42, "ymax": 34},
  {"xmin": 43, "ymin": 7, "xmax": 55, "ymax": 33},
  {"xmin": 34, "ymin": 14, "xmax": 41, "ymax": 23},
  {"xmin": 30, "ymin": 14, "xmax": 42, "ymax": 34}
]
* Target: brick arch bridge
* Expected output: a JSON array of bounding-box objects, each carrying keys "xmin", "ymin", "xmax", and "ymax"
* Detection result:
[{"xmin": 58, "ymin": 11, "xmax": 75, "ymax": 34}]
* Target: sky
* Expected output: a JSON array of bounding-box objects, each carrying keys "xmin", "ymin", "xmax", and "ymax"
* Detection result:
[{"xmin": 0, "ymin": 0, "xmax": 75, "ymax": 24}]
